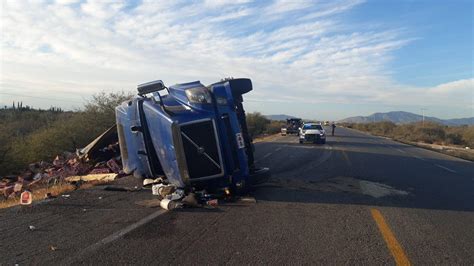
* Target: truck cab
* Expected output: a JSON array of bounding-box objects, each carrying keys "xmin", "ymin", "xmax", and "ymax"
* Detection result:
[
  {"xmin": 115, "ymin": 78, "xmax": 269, "ymax": 193},
  {"xmin": 282, "ymin": 118, "xmax": 303, "ymax": 135}
]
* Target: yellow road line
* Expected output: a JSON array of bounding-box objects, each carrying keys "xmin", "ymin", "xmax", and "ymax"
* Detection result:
[{"xmin": 371, "ymin": 208, "xmax": 411, "ymax": 266}]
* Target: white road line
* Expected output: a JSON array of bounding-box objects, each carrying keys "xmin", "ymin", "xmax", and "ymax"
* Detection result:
[
  {"xmin": 412, "ymin": 155, "xmax": 427, "ymax": 161},
  {"xmin": 263, "ymin": 152, "xmax": 272, "ymax": 158},
  {"xmin": 64, "ymin": 209, "xmax": 167, "ymax": 264},
  {"xmin": 275, "ymin": 147, "xmax": 282, "ymax": 151},
  {"xmin": 435, "ymin": 164, "xmax": 457, "ymax": 173},
  {"xmin": 395, "ymin": 148, "xmax": 406, "ymax": 154}
]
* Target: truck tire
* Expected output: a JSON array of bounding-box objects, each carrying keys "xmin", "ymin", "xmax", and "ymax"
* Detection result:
[{"xmin": 299, "ymin": 140, "xmax": 303, "ymax": 144}]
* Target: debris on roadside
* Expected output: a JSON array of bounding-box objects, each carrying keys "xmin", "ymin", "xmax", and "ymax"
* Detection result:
[
  {"xmin": 20, "ymin": 191, "xmax": 33, "ymax": 205},
  {"xmin": 0, "ymin": 126, "xmax": 124, "ymax": 201},
  {"xmin": 65, "ymin": 173, "xmax": 118, "ymax": 183}
]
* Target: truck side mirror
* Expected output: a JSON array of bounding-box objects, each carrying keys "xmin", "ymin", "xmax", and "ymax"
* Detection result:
[
  {"xmin": 137, "ymin": 80, "xmax": 166, "ymax": 95},
  {"xmin": 228, "ymin": 78, "xmax": 253, "ymax": 97}
]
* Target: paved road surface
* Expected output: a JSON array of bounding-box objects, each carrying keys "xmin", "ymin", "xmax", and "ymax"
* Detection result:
[{"xmin": 1, "ymin": 127, "xmax": 473, "ymax": 264}]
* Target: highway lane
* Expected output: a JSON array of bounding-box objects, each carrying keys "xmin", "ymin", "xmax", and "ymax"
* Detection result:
[{"xmin": 1, "ymin": 127, "xmax": 473, "ymax": 264}]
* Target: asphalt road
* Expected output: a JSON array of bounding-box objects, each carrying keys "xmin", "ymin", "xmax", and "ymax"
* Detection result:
[{"xmin": 1, "ymin": 127, "xmax": 473, "ymax": 264}]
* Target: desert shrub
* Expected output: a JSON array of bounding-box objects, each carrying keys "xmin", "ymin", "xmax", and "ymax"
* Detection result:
[
  {"xmin": 0, "ymin": 91, "xmax": 133, "ymax": 175},
  {"xmin": 461, "ymin": 126, "xmax": 474, "ymax": 147},
  {"xmin": 445, "ymin": 133, "xmax": 463, "ymax": 145},
  {"xmin": 266, "ymin": 120, "xmax": 285, "ymax": 134},
  {"xmin": 246, "ymin": 112, "xmax": 270, "ymax": 137},
  {"xmin": 412, "ymin": 122, "xmax": 446, "ymax": 144}
]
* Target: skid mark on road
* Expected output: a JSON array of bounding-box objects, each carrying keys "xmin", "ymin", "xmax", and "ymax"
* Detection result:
[
  {"xmin": 434, "ymin": 164, "xmax": 457, "ymax": 173},
  {"xmin": 371, "ymin": 209, "xmax": 411, "ymax": 266},
  {"xmin": 341, "ymin": 150, "xmax": 352, "ymax": 167}
]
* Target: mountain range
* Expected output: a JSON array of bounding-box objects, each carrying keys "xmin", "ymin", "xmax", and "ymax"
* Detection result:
[
  {"xmin": 265, "ymin": 111, "xmax": 474, "ymax": 126},
  {"xmin": 338, "ymin": 111, "xmax": 474, "ymax": 126},
  {"xmin": 265, "ymin": 114, "xmax": 297, "ymax": 121}
]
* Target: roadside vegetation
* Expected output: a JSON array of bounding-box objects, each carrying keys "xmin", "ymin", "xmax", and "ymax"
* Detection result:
[
  {"xmin": 1, "ymin": 99, "xmax": 282, "ymax": 176},
  {"xmin": 0, "ymin": 92, "xmax": 132, "ymax": 176},
  {"xmin": 343, "ymin": 121, "xmax": 474, "ymax": 160},
  {"xmin": 246, "ymin": 112, "xmax": 284, "ymax": 138}
]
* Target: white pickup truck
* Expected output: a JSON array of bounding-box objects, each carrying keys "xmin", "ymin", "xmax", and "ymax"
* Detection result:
[{"xmin": 299, "ymin": 123, "xmax": 326, "ymax": 144}]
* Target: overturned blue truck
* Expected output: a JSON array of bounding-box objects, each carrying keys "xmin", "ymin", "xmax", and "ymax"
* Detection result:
[{"xmin": 115, "ymin": 78, "xmax": 269, "ymax": 194}]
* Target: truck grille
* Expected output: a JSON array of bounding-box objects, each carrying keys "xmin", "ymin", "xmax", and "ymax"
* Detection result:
[
  {"xmin": 305, "ymin": 134, "xmax": 319, "ymax": 141},
  {"xmin": 180, "ymin": 120, "xmax": 223, "ymax": 180}
]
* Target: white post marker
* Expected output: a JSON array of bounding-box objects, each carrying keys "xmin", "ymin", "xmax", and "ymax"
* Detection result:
[{"xmin": 20, "ymin": 191, "xmax": 33, "ymax": 205}]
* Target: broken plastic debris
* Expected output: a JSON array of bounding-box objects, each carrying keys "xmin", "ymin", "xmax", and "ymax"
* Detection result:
[
  {"xmin": 29, "ymin": 225, "xmax": 36, "ymax": 231},
  {"xmin": 20, "ymin": 191, "xmax": 33, "ymax": 205},
  {"xmin": 152, "ymin": 183, "xmax": 176, "ymax": 197},
  {"xmin": 165, "ymin": 189, "xmax": 185, "ymax": 201},
  {"xmin": 206, "ymin": 199, "xmax": 219, "ymax": 207},
  {"xmin": 50, "ymin": 245, "xmax": 58, "ymax": 251},
  {"xmin": 143, "ymin": 177, "xmax": 164, "ymax": 187},
  {"xmin": 159, "ymin": 198, "xmax": 183, "ymax": 210},
  {"xmin": 61, "ymin": 194, "xmax": 70, "ymax": 198}
]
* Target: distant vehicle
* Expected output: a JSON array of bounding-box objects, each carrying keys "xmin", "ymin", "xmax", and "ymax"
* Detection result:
[
  {"xmin": 281, "ymin": 127, "xmax": 287, "ymax": 136},
  {"xmin": 299, "ymin": 123, "xmax": 326, "ymax": 144},
  {"xmin": 282, "ymin": 118, "xmax": 303, "ymax": 135},
  {"xmin": 324, "ymin": 121, "xmax": 329, "ymax": 126}
]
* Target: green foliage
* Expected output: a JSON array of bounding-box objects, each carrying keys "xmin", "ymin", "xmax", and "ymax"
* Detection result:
[
  {"xmin": 246, "ymin": 112, "xmax": 270, "ymax": 137},
  {"xmin": 245, "ymin": 112, "xmax": 284, "ymax": 137},
  {"xmin": 342, "ymin": 121, "xmax": 474, "ymax": 147},
  {"xmin": 0, "ymin": 91, "xmax": 133, "ymax": 175}
]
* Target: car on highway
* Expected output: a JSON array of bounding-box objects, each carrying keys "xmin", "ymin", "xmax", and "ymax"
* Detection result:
[{"xmin": 299, "ymin": 123, "xmax": 326, "ymax": 144}]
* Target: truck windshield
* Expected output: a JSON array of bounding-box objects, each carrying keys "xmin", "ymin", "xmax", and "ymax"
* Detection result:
[{"xmin": 303, "ymin": 124, "xmax": 322, "ymax": 130}]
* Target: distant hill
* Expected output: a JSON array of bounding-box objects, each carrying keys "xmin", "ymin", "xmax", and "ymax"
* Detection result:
[
  {"xmin": 339, "ymin": 111, "xmax": 474, "ymax": 126},
  {"xmin": 265, "ymin": 114, "xmax": 297, "ymax": 121}
]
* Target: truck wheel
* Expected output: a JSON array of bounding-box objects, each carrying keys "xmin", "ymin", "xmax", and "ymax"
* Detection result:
[
  {"xmin": 299, "ymin": 140, "xmax": 303, "ymax": 144},
  {"xmin": 321, "ymin": 140, "xmax": 326, "ymax": 144}
]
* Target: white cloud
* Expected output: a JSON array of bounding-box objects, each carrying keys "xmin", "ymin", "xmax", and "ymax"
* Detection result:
[
  {"xmin": 204, "ymin": 0, "xmax": 253, "ymax": 8},
  {"xmin": 265, "ymin": 0, "xmax": 313, "ymax": 14},
  {"xmin": 0, "ymin": 0, "xmax": 472, "ymax": 118}
]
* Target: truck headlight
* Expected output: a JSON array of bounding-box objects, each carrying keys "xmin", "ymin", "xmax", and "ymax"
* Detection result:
[
  {"xmin": 216, "ymin": 96, "xmax": 227, "ymax": 105},
  {"xmin": 185, "ymin": 87, "xmax": 212, "ymax": 104}
]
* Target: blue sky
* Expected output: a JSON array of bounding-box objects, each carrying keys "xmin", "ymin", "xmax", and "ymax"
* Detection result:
[{"xmin": 1, "ymin": 0, "xmax": 472, "ymax": 120}]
